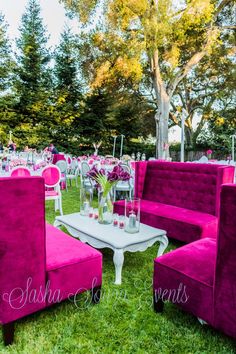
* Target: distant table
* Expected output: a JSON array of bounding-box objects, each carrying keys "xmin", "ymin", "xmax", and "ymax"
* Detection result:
[{"xmin": 54, "ymin": 213, "xmax": 168, "ymax": 285}]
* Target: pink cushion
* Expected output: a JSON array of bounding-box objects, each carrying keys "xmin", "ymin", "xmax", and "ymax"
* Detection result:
[
  {"xmin": 153, "ymin": 238, "xmax": 216, "ymax": 323},
  {"xmin": 46, "ymin": 224, "xmax": 102, "ymax": 304},
  {"xmin": 45, "ymin": 190, "xmax": 58, "ymax": 197},
  {"xmin": 114, "ymin": 200, "xmax": 218, "ymax": 243},
  {"xmin": 155, "ymin": 238, "xmax": 216, "ymax": 286}
]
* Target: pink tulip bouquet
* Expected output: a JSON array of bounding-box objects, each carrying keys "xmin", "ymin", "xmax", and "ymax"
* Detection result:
[{"xmin": 87, "ymin": 165, "xmax": 131, "ymax": 224}]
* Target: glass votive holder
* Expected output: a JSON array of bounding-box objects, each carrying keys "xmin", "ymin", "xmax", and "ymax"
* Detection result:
[
  {"xmin": 119, "ymin": 215, "xmax": 125, "ymax": 229},
  {"xmin": 93, "ymin": 208, "xmax": 99, "ymax": 220},
  {"xmin": 113, "ymin": 213, "xmax": 119, "ymax": 227}
]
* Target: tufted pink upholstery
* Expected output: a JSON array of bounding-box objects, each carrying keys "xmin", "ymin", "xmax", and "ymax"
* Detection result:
[{"xmin": 114, "ymin": 161, "xmax": 235, "ymax": 242}]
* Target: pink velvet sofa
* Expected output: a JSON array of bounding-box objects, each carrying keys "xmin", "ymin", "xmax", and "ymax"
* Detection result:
[
  {"xmin": 0, "ymin": 177, "xmax": 102, "ymax": 345},
  {"xmin": 114, "ymin": 161, "xmax": 235, "ymax": 243},
  {"xmin": 153, "ymin": 184, "xmax": 236, "ymax": 339}
]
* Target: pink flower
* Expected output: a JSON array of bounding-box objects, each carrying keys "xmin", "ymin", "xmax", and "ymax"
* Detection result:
[{"xmin": 206, "ymin": 149, "xmax": 213, "ymax": 155}]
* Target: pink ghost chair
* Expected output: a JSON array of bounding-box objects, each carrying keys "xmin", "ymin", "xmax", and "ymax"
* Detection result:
[{"xmin": 10, "ymin": 167, "xmax": 31, "ymax": 177}]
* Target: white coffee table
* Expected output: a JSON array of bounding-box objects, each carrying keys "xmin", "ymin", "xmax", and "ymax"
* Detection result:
[{"xmin": 54, "ymin": 213, "xmax": 168, "ymax": 285}]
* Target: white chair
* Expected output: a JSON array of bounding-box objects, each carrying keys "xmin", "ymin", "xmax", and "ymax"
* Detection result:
[
  {"xmin": 41, "ymin": 165, "xmax": 63, "ymax": 215},
  {"xmin": 67, "ymin": 166, "xmax": 80, "ymax": 187},
  {"xmin": 197, "ymin": 156, "xmax": 209, "ymax": 163},
  {"xmin": 56, "ymin": 160, "xmax": 68, "ymax": 191},
  {"xmin": 113, "ymin": 164, "xmax": 134, "ymax": 201},
  {"xmin": 80, "ymin": 161, "xmax": 94, "ymax": 198}
]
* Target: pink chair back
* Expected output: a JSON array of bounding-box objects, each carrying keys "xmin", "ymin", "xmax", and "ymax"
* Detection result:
[
  {"xmin": 41, "ymin": 165, "xmax": 61, "ymax": 187},
  {"xmin": 11, "ymin": 167, "xmax": 31, "ymax": 177},
  {"xmin": 214, "ymin": 184, "xmax": 236, "ymax": 338},
  {"xmin": 0, "ymin": 177, "xmax": 46, "ymax": 324}
]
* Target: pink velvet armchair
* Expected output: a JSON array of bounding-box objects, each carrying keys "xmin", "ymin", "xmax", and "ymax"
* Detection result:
[
  {"xmin": 153, "ymin": 184, "xmax": 236, "ymax": 339},
  {"xmin": 0, "ymin": 177, "xmax": 102, "ymax": 345}
]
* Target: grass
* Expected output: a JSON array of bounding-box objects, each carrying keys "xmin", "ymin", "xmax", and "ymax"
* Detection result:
[{"xmin": 1, "ymin": 183, "xmax": 236, "ymax": 353}]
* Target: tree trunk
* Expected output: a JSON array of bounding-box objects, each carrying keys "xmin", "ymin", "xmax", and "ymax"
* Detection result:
[
  {"xmin": 151, "ymin": 50, "xmax": 170, "ymax": 159},
  {"xmin": 156, "ymin": 95, "xmax": 170, "ymax": 158},
  {"xmin": 185, "ymin": 125, "xmax": 193, "ymax": 148}
]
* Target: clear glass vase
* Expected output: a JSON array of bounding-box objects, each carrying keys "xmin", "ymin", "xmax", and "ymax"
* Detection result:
[
  {"xmin": 80, "ymin": 187, "xmax": 92, "ymax": 216},
  {"xmin": 98, "ymin": 190, "xmax": 113, "ymax": 224}
]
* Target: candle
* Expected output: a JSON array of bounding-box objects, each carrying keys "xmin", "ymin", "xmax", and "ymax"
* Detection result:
[
  {"xmin": 119, "ymin": 215, "xmax": 125, "ymax": 229},
  {"xmin": 129, "ymin": 212, "xmax": 136, "ymax": 229},
  {"xmin": 113, "ymin": 213, "xmax": 119, "ymax": 227},
  {"xmin": 119, "ymin": 221, "xmax": 124, "ymax": 229},
  {"xmin": 83, "ymin": 201, "xmax": 89, "ymax": 216}
]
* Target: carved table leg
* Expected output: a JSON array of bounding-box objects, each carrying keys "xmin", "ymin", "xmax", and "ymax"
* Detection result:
[
  {"xmin": 157, "ymin": 235, "xmax": 169, "ymax": 257},
  {"xmin": 113, "ymin": 249, "xmax": 124, "ymax": 285},
  {"xmin": 53, "ymin": 219, "xmax": 62, "ymax": 228}
]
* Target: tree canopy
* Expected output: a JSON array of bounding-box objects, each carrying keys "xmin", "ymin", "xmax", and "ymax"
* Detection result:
[{"xmin": 60, "ymin": 0, "xmax": 235, "ymax": 157}]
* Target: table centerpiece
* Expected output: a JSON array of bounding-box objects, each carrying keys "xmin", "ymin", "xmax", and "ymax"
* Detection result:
[{"xmin": 87, "ymin": 164, "xmax": 131, "ymax": 224}]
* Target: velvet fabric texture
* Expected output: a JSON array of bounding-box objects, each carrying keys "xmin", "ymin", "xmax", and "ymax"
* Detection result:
[
  {"xmin": 52, "ymin": 154, "xmax": 65, "ymax": 164},
  {"xmin": 114, "ymin": 161, "xmax": 235, "ymax": 242},
  {"xmin": 0, "ymin": 177, "xmax": 102, "ymax": 326},
  {"xmin": 46, "ymin": 224, "xmax": 102, "ymax": 304},
  {"xmin": 214, "ymin": 184, "xmax": 236, "ymax": 338},
  {"xmin": 153, "ymin": 184, "xmax": 236, "ymax": 339},
  {"xmin": 0, "ymin": 177, "xmax": 46, "ymax": 324}
]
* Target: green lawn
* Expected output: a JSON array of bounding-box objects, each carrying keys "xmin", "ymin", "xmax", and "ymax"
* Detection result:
[{"xmin": 1, "ymin": 184, "xmax": 236, "ymax": 353}]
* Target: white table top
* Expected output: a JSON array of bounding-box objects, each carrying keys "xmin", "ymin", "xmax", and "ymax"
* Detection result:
[{"xmin": 55, "ymin": 213, "xmax": 166, "ymax": 249}]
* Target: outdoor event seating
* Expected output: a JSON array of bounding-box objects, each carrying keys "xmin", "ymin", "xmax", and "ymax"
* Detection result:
[
  {"xmin": 80, "ymin": 161, "xmax": 94, "ymax": 199},
  {"xmin": 10, "ymin": 166, "xmax": 31, "ymax": 177},
  {"xmin": 41, "ymin": 165, "xmax": 63, "ymax": 215},
  {"xmin": 113, "ymin": 163, "xmax": 134, "ymax": 201},
  {"xmin": 153, "ymin": 183, "xmax": 236, "ymax": 339},
  {"xmin": 114, "ymin": 161, "xmax": 235, "ymax": 243},
  {"xmin": 52, "ymin": 153, "xmax": 65, "ymax": 165},
  {"xmin": 66, "ymin": 166, "xmax": 79, "ymax": 187},
  {"xmin": 56, "ymin": 160, "xmax": 68, "ymax": 191},
  {"xmin": 0, "ymin": 177, "xmax": 102, "ymax": 345}
]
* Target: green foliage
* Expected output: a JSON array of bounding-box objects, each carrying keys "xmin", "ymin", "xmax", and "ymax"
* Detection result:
[
  {"xmin": 0, "ymin": 14, "xmax": 12, "ymax": 92},
  {"xmin": 13, "ymin": 0, "xmax": 52, "ymax": 128},
  {"xmin": 52, "ymin": 26, "xmax": 83, "ymax": 147},
  {"xmin": 60, "ymin": 0, "xmax": 235, "ymax": 158},
  {"xmin": 0, "ymin": 0, "xmax": 234, "ymax": 156}
]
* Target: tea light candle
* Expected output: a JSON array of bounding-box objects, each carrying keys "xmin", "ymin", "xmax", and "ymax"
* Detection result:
[
  {"xmin": 119, "ymin": 221, "xmax": 124, "ymax": 229},
  {"xmin": 113, "ymin": 213, "xmax": 119, "ymax": 227},
  {"xmin": 93, "ymin": 209, "xmax": 99, "ymax": 220}
]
